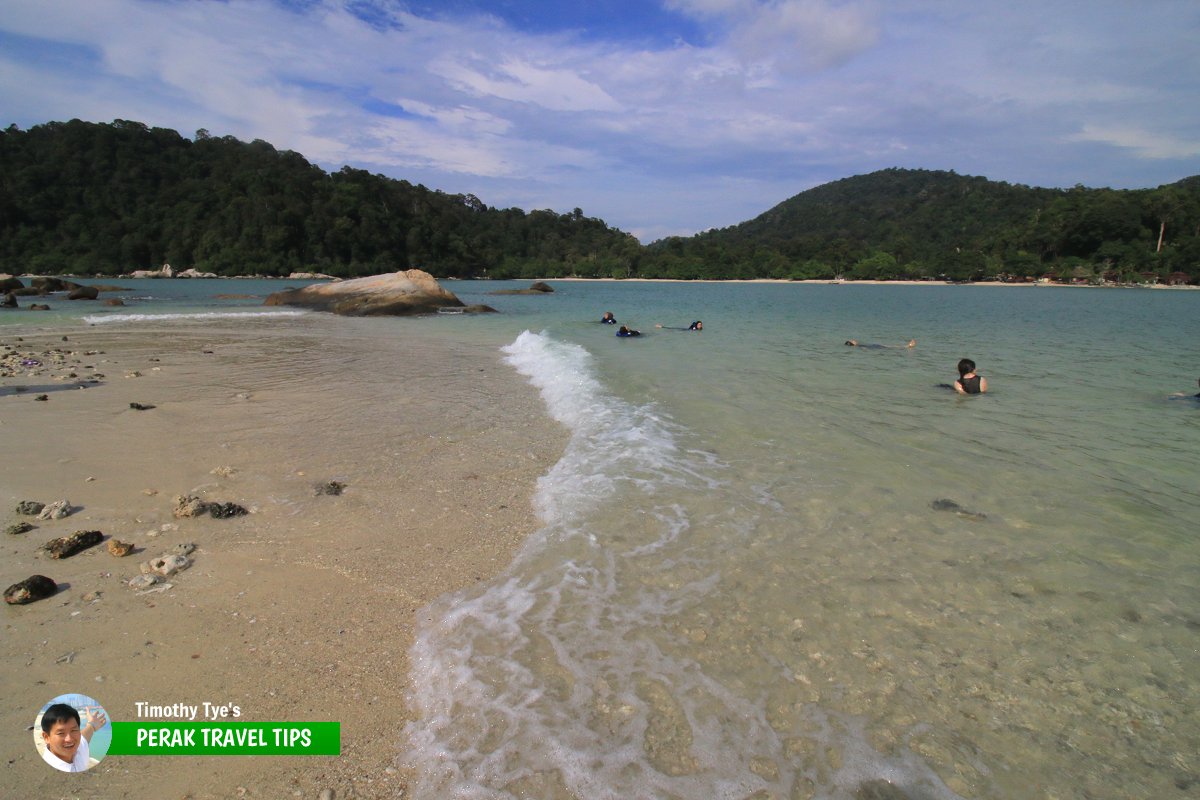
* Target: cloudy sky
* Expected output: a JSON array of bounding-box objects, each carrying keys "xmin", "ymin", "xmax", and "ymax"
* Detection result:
[{"xmin": 2, "ymin": 0, "xmax": 1198, "ymax": 241}]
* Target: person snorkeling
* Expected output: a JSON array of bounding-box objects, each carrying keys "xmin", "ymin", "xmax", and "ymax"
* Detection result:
[
  {"xmin": 844, "ymin": 339, "xmax": 915, "ymax": 349},
  {"xmin": 1168, "ymin": 377, "xmax": 1200, "ymax": 399},
  {"xmin": 954, "ymin": 358, "xmax": 988, "ymax": 394},
  {"xmin": 600, "ymin": 311, "xmax": 617, "ymax": 324},
  {"xmin": 655, "ymin": 321, "xmax": 703, "ymax": 331}
]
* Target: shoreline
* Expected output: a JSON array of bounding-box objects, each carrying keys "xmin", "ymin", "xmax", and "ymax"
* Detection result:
[
  {"xmin": 6, "ymin": 272, "xmax": 1195, "ymax": 291},
  {"xmin": 1, "ymin": 318, "xmax": 567, "ymax": 799},
  {"xmin": 551, "ymin": 276, "xmax": 1197, "ymax": 288}
]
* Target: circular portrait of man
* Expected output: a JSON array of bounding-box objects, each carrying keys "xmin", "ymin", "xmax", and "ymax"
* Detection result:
[{"xmin": 33, "ymin": 694, "xmax": 110, "ymax": 773}]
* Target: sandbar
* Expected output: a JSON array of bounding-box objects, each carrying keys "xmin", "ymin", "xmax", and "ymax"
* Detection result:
[{"xmin": 1, "ymin": 315, "xmax": 565, "ymax": 799}]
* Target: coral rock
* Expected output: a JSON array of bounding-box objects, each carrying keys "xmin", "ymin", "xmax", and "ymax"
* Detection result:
[
  {"xmin": 107, "ymin": 539, "xmax": 134, "ymax": 557},
  {"xmin": 44, "ymin": 530, "xmax": 103, "ymax": 559},
  {"xmin": 5, "ymin": 575, "xmax": 58, "ymax": 604}
]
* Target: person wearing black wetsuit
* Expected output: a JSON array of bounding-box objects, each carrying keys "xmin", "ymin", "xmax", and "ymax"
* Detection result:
[
  {"xmin": 616, "ymin": 325, "xmax": 641, "ymax": 337},
  {"xmin": 954, "ymin": 358, "xmax": 987, "ymax": 394}
]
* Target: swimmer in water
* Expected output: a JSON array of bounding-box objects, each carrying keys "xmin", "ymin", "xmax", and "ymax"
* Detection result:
[
  {"xmin": 844, "ymin": 339, "xmax": 916, "ymax": 349},
  {"xmin": 655, "ymin": 321, "xmax": 703, "ymax": 331},
  {"xmin": 600, "ymin": 311, "xmax": 617, "ymax": 324},
  {"xmin": 1168, "ymin": 377, "xmax": 1200, "ymax": 399},
  {"xmin": 953, "ymin": 358, "xmax": 988, "ymax": 394},
  {"xmin": 615, "ymin": 325, "xmax": 641, "ymax": 337}
]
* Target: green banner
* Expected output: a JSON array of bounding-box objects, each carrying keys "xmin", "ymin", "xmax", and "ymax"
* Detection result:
[{"xmin": 108, "ymin": 722, "xmax": 340, "ymax": 756}]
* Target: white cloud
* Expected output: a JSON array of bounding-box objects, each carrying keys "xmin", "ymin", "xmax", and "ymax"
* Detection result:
[
  {"xmin": 1068, "ymin": 125, "xmax": 1200, "ymax": 161},
  {"xmin": 432, "ymin": 56, "xmax": 622, "ymax": 112},
  {"xmin": 667, "ymin": 0, "xmax": 879, "ymax": 71}
]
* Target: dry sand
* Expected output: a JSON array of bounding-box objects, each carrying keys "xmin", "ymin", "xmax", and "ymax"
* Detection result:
[{"xmin": 1, "ymin": 317, "xmax": 566, "ymax": 799}]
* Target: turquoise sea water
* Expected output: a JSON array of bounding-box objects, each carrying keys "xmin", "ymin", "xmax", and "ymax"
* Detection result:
[{"xmin": 6, "ymin": 278, "xmax": 1199, "ymax": 798}]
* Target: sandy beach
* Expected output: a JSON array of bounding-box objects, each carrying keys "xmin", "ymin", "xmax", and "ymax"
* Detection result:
[{"xmin": 1, "ymin": 316, "xmax": 566, "ymax": 799}]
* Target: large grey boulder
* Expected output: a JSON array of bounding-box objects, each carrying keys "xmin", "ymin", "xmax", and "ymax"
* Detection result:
[
  {"xmin": 263, "ymin": 270, "xmax": 467, "ymax": 316},
  {"xmin": 67, "ymin": 285, "xmax": 99, "ymax": 300},
  {"xmin": 488, "ymin": 280, "xmax": 556, "ymax": 296}
]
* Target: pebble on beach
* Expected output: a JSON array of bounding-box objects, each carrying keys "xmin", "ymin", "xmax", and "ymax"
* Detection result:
[
  {"xmin": 141, "ymin": 554, "xmax": 191, "ymax": 577},
  {"xmin": 314, "ymin": 480, "xmax": 346, "ymax": 496},
  {"xmin": 209, "ymin": 502, "xmax": 248, "ymax": 519},
  {"xmin": 4, "ymin": 574, "xmax": 58, "ymax": 604},
  {"xmin": 37, "ymin": 499, "xmax": 73, "ymax": 520},
  {"xmin": 173, "ymin": 494, "xmax": 210, "ymax": 518},
  {"xmin": 128, "ymin": 574, "xmax": 158, "ymax": 590},
  {"xmin": 15, "ymin": 500, "xmax": 45, "ymax": 516},
  {"xmin": 107, "ymin": 539, "xmax": 135, "ymax": 557},
  {"xmin": 6, "ymin": 521, "xmax": 36, "ymax": 535}
]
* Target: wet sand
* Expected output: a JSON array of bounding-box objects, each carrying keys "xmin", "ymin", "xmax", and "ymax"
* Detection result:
[{"xmin": 0, "ymin": 316, "xmax": 566, "ymax": 799}]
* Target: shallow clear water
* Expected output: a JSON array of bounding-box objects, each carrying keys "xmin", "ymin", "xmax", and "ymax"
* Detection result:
[
  {"xmin": 408, "ymin": 281, "xmax": 1200, "ymax": 800},
  {"xmin": 8, "ymin": 278, "xmax": 1199, "ymax": 799}
]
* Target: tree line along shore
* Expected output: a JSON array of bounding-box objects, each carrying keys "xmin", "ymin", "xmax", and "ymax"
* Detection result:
[{"xmin": 2, "ymin": 119, "xmax": 1197, "ymax": 284}]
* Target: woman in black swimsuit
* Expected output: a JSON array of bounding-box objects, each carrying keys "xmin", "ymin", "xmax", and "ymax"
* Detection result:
[{"xmin": 954, "ymin": 358, "xmax": 988, "ymax": 394}]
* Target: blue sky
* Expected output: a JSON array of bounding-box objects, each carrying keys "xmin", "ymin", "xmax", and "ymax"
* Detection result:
[{"xmin": 2, "ymin": 0, "xmax": 1198, "ymax": 242}]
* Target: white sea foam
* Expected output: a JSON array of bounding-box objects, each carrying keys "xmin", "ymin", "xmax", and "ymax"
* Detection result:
[
  {"xmin": 81, "ymin": 310, "xmax": 307, "ymax": 325},
  {"xmin": 500, "ymin": 329, "xmax": 713, "ymax": 532},
  {"xmin": 404, "ymin": 330, "xmax": 964, "ymax": 800}
]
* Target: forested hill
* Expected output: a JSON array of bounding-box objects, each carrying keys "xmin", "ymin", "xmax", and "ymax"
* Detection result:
[
  {"xmin": 0, "ymin": 119, "xmax": 641, "ymax": 279},
  {"xmin": 2, "ymin": 120, "xmax": 1197, "ymax": 282},
  {"xmin": 643, "ymin": 168, "xmax": 1200, "ymax": 282}
]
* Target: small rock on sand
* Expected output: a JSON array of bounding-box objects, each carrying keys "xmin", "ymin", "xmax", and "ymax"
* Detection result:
[
  {"xmin": 107, "ymin": 539, "xmax": 135, "ymax": 557},
  {"xmin": 314, "ymin": 481, "xmax": 346, "ymax": 496},
  {"xmin": 6, "ymin": 521, "xmax": 35, "ymax": 535},
  {"xmin": 15, "ymin": 500, "xmax": 45, "ymax": 516},
  {"xmin": 173, "ymin": 494, "xmax": 210, "ymax": 518},
  {"xmin": 209, "ymin": 502, "xmax": 248, "ymax": 519},
  {"xmin": 128, "ymin": 574, "xmax": 158, "ymax": 590},
  {"xmin": 142, "ymin": 554, "xmax": 191, "ymax": 577},
  {"xmin": 37, "ymin": 499, "xmax": 73, "ymax": 520},
  {"xmin": 4, "ymin": 575, "xmax": 58, "ymax": 604},
  {"xmin": 44, "ymin": 530, "xmax": 103, "ymax": 559}
]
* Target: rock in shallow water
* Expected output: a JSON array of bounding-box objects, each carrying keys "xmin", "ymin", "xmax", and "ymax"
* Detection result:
[
  {"xmin": 209, "ymin": 502, "xmax": 248, "ymax": 519},
  {"xmin": 856, "ymin": 780, "xmax": 913, "ymax": 800},
  {"xmin": 264, "ymin": 269, "xmax": 466, "ymax": 316},
  {"xmin": 930, "ymin": 498, "xmax": 987, "ymax": 521}
]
